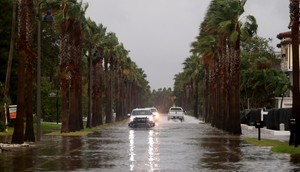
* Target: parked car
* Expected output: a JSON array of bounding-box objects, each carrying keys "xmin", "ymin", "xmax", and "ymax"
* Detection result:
[
  {"xmin": 168, "ymin": 107, "xmax": 184, "ymax": 122},
  {"xmin": 128, "ymin": 108, "xmax": 155, "ymax": 128}
]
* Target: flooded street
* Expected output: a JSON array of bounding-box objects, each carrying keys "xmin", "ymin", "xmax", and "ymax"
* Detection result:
[{"xmin": 1, "ymin": 115, "xmax": 300, "ymax": 171}]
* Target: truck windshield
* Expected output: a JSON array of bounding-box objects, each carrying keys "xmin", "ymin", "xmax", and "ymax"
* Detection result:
[
  {"xmin": 132, "ymin": 110, "xmax": 152, "ymax": 116},
  {"xmin": 170, "ymin": 108, "xmax": 183, "ymax": 111}
]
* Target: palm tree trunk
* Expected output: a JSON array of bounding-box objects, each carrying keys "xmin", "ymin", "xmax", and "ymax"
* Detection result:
[
  {"xmin": 68, "ymin": 41, "xmax": 82, "ymax": 132},
  {"xmin": 231, "ymin": 42, "xmax": 242, "ymax": 135},
  {"xmin": 60, "ymin": 33, "xmax": 69, "ymax": 133},
  {"xmin": 105, "ymin": 60, "xmax": 112, "ymax": 124},
  {"xmin": 92, "ymin": 59, "xmax": 98, "ymax": 126},
  {"xmin": 116, "ymin": 69, "xmax": 122, "ymax": 121},
  {"xmin": 12, "ymin": 0, "xmax": 26, "ymax": 144},
  {"xmin": 92, "ymin": 54, "xmax": 103, "ymax": 126},
  {"xmin": 87, "ymin": 49, "xmax": 92, "ymax": 128},
  {"xmin": 12, "ymin": 45, "xmax": 25, "ymax": 144},
  {"xmin": 24, "ymin": 0, "xmax": 35, "ymax": 142},
  {"xmin": 290, "ymin": 0, "xmax": 300, "ymax": 146}
]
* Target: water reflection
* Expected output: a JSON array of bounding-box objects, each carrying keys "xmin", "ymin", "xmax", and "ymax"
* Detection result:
[
  {"xmin": 147, "ymin": 130, "xmax": 160, "ymax": 171},
  {"xmin": 200, "ymin": 136, "xmax": 242, "ymax": 171},
  {"xmin": 11, "ymin": 147, "xmax": 34, "ymax": 171},
  {"xmin": 129, "ymin": 130, "xmax": 135, "ymax": 171},
  {"xmin": 60, "ymin": 137, "xmax": 83, "ymax": 171},
  {"xmin": 290, "ymin": 155, "xmax": 300, "ymax": 172},
  {"xmin": 128, "ymin": 129, "xmax": 160, "ymax": 171}
]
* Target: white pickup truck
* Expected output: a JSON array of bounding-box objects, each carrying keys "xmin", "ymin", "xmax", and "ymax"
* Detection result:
[{"xmin": 168, "ymin": 107, "xmax": 184, "ymax": 122}]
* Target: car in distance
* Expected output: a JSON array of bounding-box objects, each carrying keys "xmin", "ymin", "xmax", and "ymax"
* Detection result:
[
  {"xmin": 168, "ymin": 107, "xmax": 184, "ymax": 122},
  {"xmin": 147, "ymin": 107, "xmax": 159, "ymax": 122},
  {"xmin": 128, "ymin": 108, "xmax": 155, "ymax": 128}
]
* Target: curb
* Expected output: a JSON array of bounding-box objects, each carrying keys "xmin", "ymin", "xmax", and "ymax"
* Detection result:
[{"xmin": 241, "ymin": 124, "xmax": 290, "ymax": 136}]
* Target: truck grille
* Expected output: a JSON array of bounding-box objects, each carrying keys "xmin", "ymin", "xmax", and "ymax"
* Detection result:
[{"xmin": 134, "ymin": 117, "xmax": 148, "ymax": 123}]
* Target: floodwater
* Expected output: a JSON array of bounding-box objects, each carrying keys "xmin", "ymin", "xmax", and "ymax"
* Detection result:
[{"xmin": 1, "ymin": 115, "xmax": 300, "ymax": 171}]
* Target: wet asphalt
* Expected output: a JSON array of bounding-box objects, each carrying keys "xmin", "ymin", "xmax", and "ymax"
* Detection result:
[{"xmin": 0, "ymin": 114, "xmax": 300, "ymax": 171}]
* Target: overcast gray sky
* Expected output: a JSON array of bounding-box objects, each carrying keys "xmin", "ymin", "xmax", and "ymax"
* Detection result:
[{"xmin": 82, "ymin": 0, "xmax": 289, "ymax": 90}]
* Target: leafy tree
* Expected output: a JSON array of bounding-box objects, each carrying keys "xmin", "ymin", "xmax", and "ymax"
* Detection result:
[
  {"xmin": 240, "ymin": 36, "xmax": 290, "ymax": 110},
  {"xmin": 0, "ymin": 0, "xmax": 17, "ymax": 124},
  {"xmin": 4, "ymin": 0, "xmax": 17, "ymax": 100}
]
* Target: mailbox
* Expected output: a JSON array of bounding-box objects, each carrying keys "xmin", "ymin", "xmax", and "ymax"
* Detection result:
[
  {"xmin": 290, "ymin": 118, "xmax": 296, "ymax": 132},
  {"xmin": 255, "ymin": 120, "xmax": 263, "ymax": 140},
  {"xmin": 255, "ymin": 120, "xmax": 263, "ymax": 128}
]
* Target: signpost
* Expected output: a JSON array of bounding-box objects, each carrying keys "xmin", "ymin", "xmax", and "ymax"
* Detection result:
[
  {"xmin": 49, "ymin": 92, "xmax": 59, "ymax": 124},
  {"xmin": 9, "ymin": 105, "xmax": 17, "ymax": 119}
]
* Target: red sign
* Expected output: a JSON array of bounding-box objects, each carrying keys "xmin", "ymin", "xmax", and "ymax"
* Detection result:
[{"xmin": 9, "ymin": 105, "xmax": 17, "ymax": 119}]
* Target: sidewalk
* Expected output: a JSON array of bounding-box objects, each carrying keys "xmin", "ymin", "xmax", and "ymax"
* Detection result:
[{"xmin": 241, "ymin": 124, "xmax": 290, "ymax": 142}]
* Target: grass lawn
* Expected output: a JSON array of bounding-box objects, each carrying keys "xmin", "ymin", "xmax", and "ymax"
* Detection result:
[
  {"xmin": 0, "ymin": 122, "xmax": 62, "ymax": 136},
  {"xmin": 46, "ymin": 126, "xmax": 95, "ymax": 137},
  {"xmin": 46, "ymin": 121, "xmax": 125, "ymax": 136},
  {"xmin": 0, "ymin": 119, "xmax": 128, "ymax": 137},
  {"xmin": 244, "ymin": 137, "xmax": 300, "ymax": 155},
  {"xmin": 41, "ymin": 122, "xmax": 62, "ymax": 134},
  {"xmin": 0, "ymin": 126, "xmax": 14, "ymax": 136}
]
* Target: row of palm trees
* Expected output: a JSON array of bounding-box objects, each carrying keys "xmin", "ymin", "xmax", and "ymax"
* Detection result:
[
  {"xmin": 173, "ymin": 55, "xmax": 204, "ymax": 118},
  {"xmin": 174, "ymin": 0, "xmax": 257, "ymax": 134},
  {"xmin": 10, "ymin": 0, "xmax": 150, "ymax": 143}
]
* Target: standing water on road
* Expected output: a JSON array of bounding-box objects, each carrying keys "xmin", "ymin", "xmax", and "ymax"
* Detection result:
[{"xmin": 1, "ymin": 115, "xmax": 300, "ymax": 171}]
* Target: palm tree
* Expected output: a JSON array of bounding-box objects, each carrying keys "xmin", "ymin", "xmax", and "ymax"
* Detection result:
[
  {"xmin": 103, "ymin": 32, "xmax": 118, "ymax": 124},
  {"xmin": 83, "ymin": 19, "xmax": 106, "ymax": 127},
  {"xmin": 12, "ymin": 0, "xmax": 27, "ymax": 144},
  {"xmin": 182, "ymin": 55, "xmax": 203, "ymax": 118},
  {"xmin": 114, "ymin": 43, "xmax": 129, "ymax": 121},
  {"xmin": 12, "ymin": 0, "xmax": 38, "ymax": 143},
  {"xmin": 90, "ymin": 24, "xmax": 107, "ymax": 127},
  {"xmin": 67, "ymin": 1, "xmax": 87, "ymax": 132},
  {"xmin": 56, "ymin": 0, "xmax": 87, "ymax": 132},
  {"xmin": 122, "ymin": 57, "xmax": 132, "ymax": 116},
  {"xmin": 84, "ymin": 18, "xmax": 96, "ymax": 128},
  {"xmin": 173, "ymin": 72, "xmax": 186, "ymax": 108},
  {"xmin": 56, "ymin": 0, "xmax": 70, "ymax": 133},
  {"xmin": 190, "ymin": 0, "xmax": 257, "ymax": 134},
  {"xmin": 191, "ymin": 18, "xmax": 217, "ymax": 123}
]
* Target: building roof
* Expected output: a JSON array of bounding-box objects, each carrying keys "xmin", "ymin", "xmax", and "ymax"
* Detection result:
[
  {"xmin": 277, "ymin": 30, "xmax": 300, "ymax": 48},
  {"xmin": 277, "ymin": 31, "xmax": 291, "ymax": 40}
]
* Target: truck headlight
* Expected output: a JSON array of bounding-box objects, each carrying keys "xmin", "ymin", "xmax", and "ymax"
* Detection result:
[
  {"xmin": 130, "ymin": 116, "xmax": 134, "ymax": 122},
  {"xmin": 154, "ymin": 112, "xmax": 159, "ymax": 119},
  {"xmin": 148, "ymin": 116, "xmax": 154, "ymax": 122}
]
